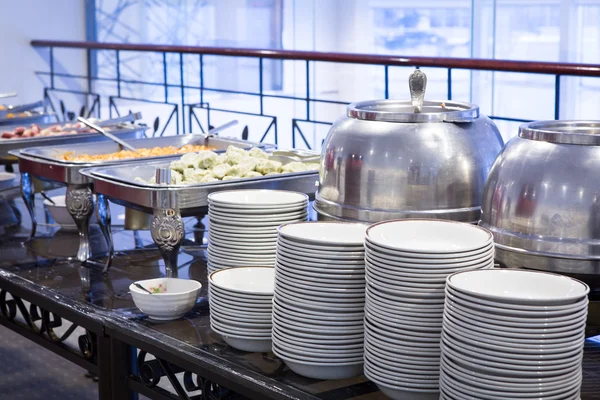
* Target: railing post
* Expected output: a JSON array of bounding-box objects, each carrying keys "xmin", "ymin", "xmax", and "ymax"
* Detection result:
[
  {"xmin": 447, "ymin": 68, "xmax": 452, "ymax": 100},
  {"xmin": 259, "ymin": 57, "xmax": 264, "ymax": 115},
  {"xmin": 199, "ymin": 54, "xmax": 204, "ymax": 106},
  {"xmin": 50, "ymin": 47, "xmax": 55, "ymax": 89},
  {"xmin": 163, "ymin": 52, "xmax": 168, "ymax": 103},
  {"xmin": 180, "ymin": 52, "xmax": 185, "ymax": 134},
  {"xmin": 86, "ymin": 48, "xmax": 92, "ymax": 94},
  {"xmin": 384, "ymin": 65, "xmax": 389, "ymax": 99},
  {"xmin": 554, "ymin": 74, "xmax": 561, "ymax": 120},
  {"xmin": 116, "ymin": 50, "xmax": 121, "ymax": 97},
  {"xmin": 305, "ymin": 60, "xmax": 310, "ymax": 120}
]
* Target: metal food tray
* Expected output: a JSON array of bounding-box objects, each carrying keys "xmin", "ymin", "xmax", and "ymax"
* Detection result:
[
  {"xmin": 0, "ymin": 112, "xmax": 57, "ymax": 127},
  {"xmin": 14, "ymin": 134, "xmax": 263, "ymax": 185},
  {"xmin": 79, "ymin": 151, "xmax": 319, "ymax": 275},
  {"xmin": 0, "ymin": 122, "xmax": 145, "ymax": 161},
  {"xmin": 80, "ymin": 155, "xmax": 319, "ymax": 214}
]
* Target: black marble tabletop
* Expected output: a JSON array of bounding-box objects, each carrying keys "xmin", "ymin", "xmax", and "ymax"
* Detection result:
[{"xmin": 0, "ymin": 186, "xmax": 599, "ymax": 399}]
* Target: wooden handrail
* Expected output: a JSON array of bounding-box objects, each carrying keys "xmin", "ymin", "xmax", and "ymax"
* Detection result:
[{"xmin": 31, "ymin": 40, "xmax": 600, "ymax": 77}]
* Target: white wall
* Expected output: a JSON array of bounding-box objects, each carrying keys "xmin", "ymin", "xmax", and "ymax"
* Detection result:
[{"xmin": 0, "ymin": 0, "xmax": 86, "ymax": 105}]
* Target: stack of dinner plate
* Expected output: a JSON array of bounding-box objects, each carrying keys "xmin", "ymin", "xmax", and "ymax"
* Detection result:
[
  {"xmin": 208, "ymin": 267, "xmax": 275, "ymax": 352},
  {"xmin": 363, "ymin": 219, "xmax": 494, "ymax": 399},
  {"xmin": 207, "ymin": 189, "xmax": 309, "ymax": 274},
  {"xmin": 272, "ymin": 222, "xmax": 367, "ymax": 380},
  {"xmin": 440, "ymin": 269, "xmax": 589, "ymax": 400}
]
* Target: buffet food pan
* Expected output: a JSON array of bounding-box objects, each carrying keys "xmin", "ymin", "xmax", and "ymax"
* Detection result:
[
  {"xmin": 13, "ymin": 134, "xmax": 258, "ymax": 185},
  {"xmin": 0, "ymin": 112, "xmax": 57, "ymax": 127},
  {"xmin": 80, "ymin": 154, "xmax": 319, "ymax": 214},
  {"xmin": 0, "ymin": 122, "xmax": 146, "ymax": 161}
]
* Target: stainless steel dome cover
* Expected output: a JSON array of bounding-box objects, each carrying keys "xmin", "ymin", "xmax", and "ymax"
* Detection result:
[
  {"xmin": 479, "ymin": 120, "xmax": 600, "ymax": 275},
  {"xmin": 316, "ymin": 90, "xmax": 504, "ymax": 224}
]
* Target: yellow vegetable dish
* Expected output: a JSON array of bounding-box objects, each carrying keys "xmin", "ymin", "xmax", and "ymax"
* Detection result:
[{"xmin": 60, "ymin": 144, "xmax": 215, "ymax": 162}]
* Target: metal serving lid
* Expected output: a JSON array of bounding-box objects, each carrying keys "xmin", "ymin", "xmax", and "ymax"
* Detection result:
[
  {"xmin": 519, "ymin": 120, "xmax": 600, "ymax": 145},
  {"xmin": 347, "ymin": 99, "xmax": 479, "ymax": 123}
]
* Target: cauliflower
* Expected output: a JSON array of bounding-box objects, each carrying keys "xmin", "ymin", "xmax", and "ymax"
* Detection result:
[
  {"xmin": 222, "ymin": 175, "xmax": 240, "ymax": 181},
  {"xmin": 211, "ymin": 163, "xmax": 232, "ymax": 179},
  {"xmin": 200, "ymin": 175, "xmax": 219, "ymax": 183},
  {"xmin": 180, "ymin": 152, "xmax": 200, "ymax": 168},
  {"xmin": 248, "ymin": 147, "xmax": 268, "ymax": 159},
  {"xmin": 227, "ymin": 163, "xmax": 251, "ymax": 177},
  {"xmin": 215, "ymin": 154, "xmax": 228, "ymax": 165},
  {"xmin": 281, "ymin": 161, "xmax": 309, "ymax": 173},
  {"xmin": 238, "ymin": 157, "xmax": 260, "ymax": 171},
  {"xmin": 225, "ymin": 151, "xmax": 247, "ymax": 165},
  {"xmin": 225, "ymin": 145, "xmax": 246, "ymax": 156},
  {"xmin": 169, "ymin": 160, "xmax": 187, "ymax": 172},
  {"xmin": 183, "ymin": 168, "xmax": 197, "ymax": 181},
  {"xmin": 170, "ymin": 170, "xmax": 183, "ymax": 184},
  {"xmin": 256, "ymin": 159, "xmax": 282, "ymax": 175},
  {"xmin": 194, "ymin": 150, "xmax": 218, "ymax": 169},
  {"xmin": 185, "ymin": 169, "xmax": 210, "ymax": 183},
  {"xmin": 244, "ymin": 171, "xmax": 263, "ymax": 178},
  {"xmin": 305, "ymin": 163, "xmax": 320, "ymax": 170}
]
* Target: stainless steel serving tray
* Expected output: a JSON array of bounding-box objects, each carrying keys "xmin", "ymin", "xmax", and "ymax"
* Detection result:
[
  {"xmin": 0, "ymin": 112, "xmax": 57, "ymax": 127},
  {"xmin": 80, "ymin": 155, "xmax": 319, "ymax": 215},
  {"xmin": 1, "ymin": 123, "xmax": 147, "ymax": 161},
  {"xmin": 13, "ymin": 135, "xmax": 265, "ymax": 185}
]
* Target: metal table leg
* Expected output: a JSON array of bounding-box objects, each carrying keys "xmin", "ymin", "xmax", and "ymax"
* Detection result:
[
  {"xmin": 66, "ymin": 184, "xmax": 94, "ymax": 262},
  {"xmin": 21, "ymin": 172, "xmax": 36, "ymax": 242},
  {"xmin": 96, "ymin": 194, "xmax": 114, "ymax": 273},
  {"xmin": 150, "ymin": 208, "xmax": 184, "ymax": 278}
]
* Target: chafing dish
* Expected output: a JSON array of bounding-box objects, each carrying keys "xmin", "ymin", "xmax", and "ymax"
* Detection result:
[
  {"xmin": 479, "ymin": 120, "xmax": 600, "ymax": 281},
  {"xmin": 315, "ymin": 73, "xmax": 504, "ymax": 223},
  {"xmin": 79, "ymin": 151, "xmax": 319, "ymax": 276},
  {"xmin": 12, "ymin": 134, "xmax": 268, "ymax": 270}
]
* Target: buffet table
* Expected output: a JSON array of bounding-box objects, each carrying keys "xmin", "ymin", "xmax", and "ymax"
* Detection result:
[{"xmin": 0, "ymin": 187, "xmax": 600, "ymax": 400}]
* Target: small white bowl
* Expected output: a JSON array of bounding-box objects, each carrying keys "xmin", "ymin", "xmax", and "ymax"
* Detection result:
[
  {"xmin": 208, "ymin": 189, "xmax": 308, "ymax": 207},
  {"xmin": 44, "ymin": 195, "xmax": 97, "ymax": 228},
  {"xmin": 130, "ymin": 278, "xmax": 202, "ymax": 320}
]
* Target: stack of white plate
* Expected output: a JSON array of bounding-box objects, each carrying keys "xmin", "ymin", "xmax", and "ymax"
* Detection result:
[
  {"xmin": 207, "ymin": 190, "xmax": 309, "ymax": 274},
  {"xmin": 363, "ymin": 219, "xmax": 494, "ymax": 399},
  {"xmin": 208, "ymin": 267, "xmax": 275, "ymax": 352},
  {"xmin": 272, "ymin": 222, "xmax": 368, "ymax": 380},
  {"xmin": 440, "ymin": 269, "xmax": 589, "ymax": 400}
]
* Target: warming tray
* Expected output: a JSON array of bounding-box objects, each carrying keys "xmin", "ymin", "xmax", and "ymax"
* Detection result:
[
  {"xmin": 0, "ymin": 122, "xmax": 144, "ymax": 161},
  {"xmin": 0, "ymin": 112, "xmax": 57, "ymax": 127},
  {"xmin": 79, "ymin": 151, "xmax": 319, "ymax": 275}
]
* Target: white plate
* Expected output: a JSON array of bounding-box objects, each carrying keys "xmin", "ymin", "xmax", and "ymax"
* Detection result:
[
  {"xmin": 366, "ymin": 238, "xmax": 493, "ymax": 260},
  {"xmin": 208, "ymin": 302, "xmax": 272, "ymax": 321},
  {"xmin": 208, "ymin": 189, "xmax": 308, "ymax": 206},
  {"xmin": 272, "ymin": 343, "xmax": 363, "ymax": 363},
  {"xmin": 209, "ymin": 245, "xmax": 276, "ymax": 259},
  {"xmin": 364, "ymin": 341, "xmax": 441, "ymax": 367},
  {"xmin": 209, "ymin": 295, "xmax": 273, "ymax": 313},
  {"xmin": 278, "ymin": 222, "xmax": 367, "ymax": 245},
  {"xmin": 366, "ymin": 298, "xmax": 444, "ymax": 320},
  {"xmin": 272, "ymin": 350, "xmax": 364, "ymax": 380},
  {"xmin": 210, "ymin": 215, "xmax": 306, "ymax": 227},
  {"xmin": 209, "ymin": 306, "xmax": 272, "ymax": 324},
  {"xmin": 272, "ymin": 311, "xmax": 363, "ymax": 334},
  {"xmin": 277, "ymin": 235, "xmax": 365, "ymax": 252},
  {"xmin": 365, "ymin": 329, "xmax": 441, "ymax": 356},
  {"xmin": 209, "ymin": 224, "xmax": 280, "ymax": 234},
  {"xmin": 366, "ymin": 219, "xmax": 492, "ymax": 254},
  {"xmin": 272, "ymin": 337, "xmax": 362, "ymax": 357},
  {"xmin": 276, "ymin": 260, "xmax": 366, "ymax": 278},
  {"xmin": 364, "ymin": 355, "xmax": 439, "ymax": 380},
  {"xmin": 364, "ymin": 368, "xmax": 439, "ymax": 400},
  {"xmin": 275, "ymin": 276, "xmax": 365, "ymax": 296},
  {"xmin": 367, "ymin": 260, "xmax": 493, "ymax": 283},
  {"xmin": 365, "ymin": 285, "xmax": 445, "ymax": 307},
  {"xmin": 277, "ymin": 249, "xmax": 366, "ymax": 266},
  {"xmin": 211, "ymin": 314, "xmax": 272, "ymax": 329},
  {"xmin": 272, "ymin": 302, "xmax": 363, "ymax": 326},
  {"xmin": 208, "ymin": 251, "xmax": 275, "ymax": 265},
  {"xmin": 273, "ymin": 297, "xmax": 365, "ymax": 320},
  {"xmin": 210, "ymin": 242, "xmax": 277, "ymax": 255},
  {"xmin": 365, "ymin": 275, "xmax": 445, "ymax": 297},
  {"xmin": 209, "ymin": 266, "xmax": 274, "ymax": 295},
  {"xmin": 272, "ymin": 328, "xmax": 364, "ymax": 350},
  {"xmin": 208, "ymin": 235, "xmax": 277, "ymax": 249},
  {"xmin": 209, "ymin": 208, "xmax": 308, "ymax": 220},
  {"xmin": 210, "ymin": 318, "xmax": 272, "ymax": 337},
  {"xmin": 211, "ymin": 326, "xmax": 273, "ymax": 352},
  {"xmin": 366, "ymin": 268, "xmax": 447, "ymax": 289},
  {"xmin": 275, "ymin": 268, "xmax": 366, "ymax": 289},
  {"xmin": 365, "ymin": 243, "xmax": 494, "ymax": 264},
  {"xmin": 275, "ymin": 285, "xmax": 365, "ymax": 304},
  {"xmin": 365, "ymin": 304, "xmax": 442, "ymax": 330},
  {"xmin": 277, "ymin": 239, "xmax": 365, "ymax": 259},
  {"xmin": 365, "ymin": 317, "xmax": 442, "ymax": 344},
  {"xmin": 209, "ymin": 203, "xmax": 307, "ymax": 214},
  {"xmin": 273, "ymin": 323, "xmax": 364, "ymax": 341},
  {"xmin": 445, "ymin": 286, "xmax": 589, "ymax": 314},
  {"xmin": 209, "ymin": 285, "xmax": 273, "ymax": 304},
  {"xmin": 274, "ymin": 289, "xmax": 365, "ymax": 312},
  {"xmin": 448, "ymin": 269, "xmax": 590, "ymax": 306}
]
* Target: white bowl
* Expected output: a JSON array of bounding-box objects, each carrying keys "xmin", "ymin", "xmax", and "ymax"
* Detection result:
[
  {"xmin": 209, "ymin": 294, "xmax": 273, "ymax": 312},
  {"xmin": 277, "ymin": 248, "xmax": 365, "ymax": 266},
  {"xmin": 447, "ymin": 269, "xmax": 590, "ymax": 305},
  {"xmin": 365, "ymin": 242, "xmax": 494, "ymax": 264},
  {"xmin": 130, "ymin": 278, "xmax": 202, "ymax": 320},
  {"xmin": 209, "ymin": 302, "xmax": 272, "ymax": 322},
  {"xmin": 209, "ymin": 230, "xmax": 278, "ymax": 242},
  {"xmin": 211, "ymin": 314, "xmax": 272, "ymax": 330},
  {"xmin": 209, "ymin": 207, "xmax": 307, "ymax": 220},
  {"xmin": 278, "ymin": 235, "xmax": 365, "ymax": 252},
  {"xmin": 278, "ymin": 222, "xmax": 367, "ymax": 245},
  {"xmin": 366, "ymin": 253, "xmax": 494, "ymax": 274},
  {"xmin": 272, "ymin": 328, "xmax": 364, "ymax": 350},
  {"xmin": 211, "ymin": 325, "xmax": 273, "ymax": 352},
  {"xmin": 276, "ymin": 276, "xmax": 365, "ymax": 297},
  {"xmin": 365, "ymin": 304, "xmax": 442, "ymax": 330},
  {"xmin": 275, "ymin": 268, "xmax": 365, "ymax": 289},
  {"xmin": 210, "ymin": 211, "xmax": 307, "ymax": 225},
  {"xmin": 364, "ymin": 369, "xmax": 439, "ymax": 400},
  {"xmin": 274, "ymin": 286, "xmax": 365, "ymax": 308},
  {"xmin": 364, "ymin": 355, "xmax": 439, "ymax": 380},
  {"xmin": 365, "ymin": 275, "xmax": 445, "ymax": 298},
  {"xmin": 272, "ymin": 343, "xmax": 363, "ymax": 363},
  {"xmin": 276, "ymin": 259, "xmax": 365, "ymax": 277},
  {"xmin": 210, "ymin": 318, "xmax": 271, "ymax": 336},
  {"xmin": 273, "ymin": 303, "xmax": 363, "ymax": 327},
  {"xmin": 209, "ymin": 267, "xmax": 275, "ymax": 295},
  {"xmin": 273, "ymin": 351, "xmax": 364, "ymax": 380},
  {"xmin": 208, "ymin": 189, "xmax": 308, "ymax": 207},
  {"xmin": 365, "ymin": 331, "xmax": 441, "ymax": 357},
  {"xmin": 210, "ymin": 244, "xmax": 277, "ymax": 257},
  {"xmin": 365, "ymin": 317, "xmax": 442, "ymax": 344},
  {"xmin": 366, "ymin": 219, "xmax": 492, "ymax": 254},
  {"xmin": 273, "ymin": 297, "xmax": 364, "ymax": 320},
  {"xmin": 272, "ymin": 336, "xmax": 363, "ymax": 357},
  {"xmin": 272, "ymin": 311, "xmax": 364, "ymax": 334},
  {"xmin": 209, "ymin": 284, "xmax": 273, "ymax": 302},
  {"xmin": 44, "ymin": 195, "xmax": 98, "ymax": 228},
  {"xmin": 277, "ymin": 239, "xmax": 365, "ymax": 259},
  {"xmin": 271, "ymin": 325, "xmax": 363, "ymax": 345},
  {"xmin": 210, "ymin": 224, "xmax": 279, "ymax": 237},
  {"xmin": 0, "ymin": 172, "xmax": 16, "ymax": 190},
  {"xmin": 208, "ymin": 236, "xmax": 277, "ymax": 250},
  {"xmin": 364, "ymin": 341, "xmax": 440, "ymax": 367}
]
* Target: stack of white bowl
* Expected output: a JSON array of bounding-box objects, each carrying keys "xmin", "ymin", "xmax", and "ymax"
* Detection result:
[
  {"xmin": 272, "ymin": 222, "xmax": 368, "ymax": 380},
  {"xmin": 208, "ymin": 266, "xmax": 275, "ymax": 352},
  {"xmin": 207, "ymin": 189, "xmax": 309, "ymax": 274},
  {"xmin": 440, "ymin": 269, "xmax": 589, "ymax": 400},
  {"xmin": 363, "ymin": 219, "xmax": 495, "ymax": 400}
]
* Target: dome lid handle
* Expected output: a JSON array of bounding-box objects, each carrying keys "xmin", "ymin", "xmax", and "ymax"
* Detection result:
[{"xmin": 409, "ymin": 69, "xmax": 427, "ymax": 113}]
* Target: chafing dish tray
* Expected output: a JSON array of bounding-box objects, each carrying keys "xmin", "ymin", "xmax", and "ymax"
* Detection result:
[
  {"xmin": 0, "ymin": 121, "xmax": 142, "ymax": 161},
  {"xmin": 12, "ymin": 134, "xmax": 265, "ymax": 268},
  {"xmin": 79, "ymin": 151, "xmax": 319, "ymax": 275},
  {"xmin": 0, "ymin": 111, "xmax": 57, "ymax": 127}
]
